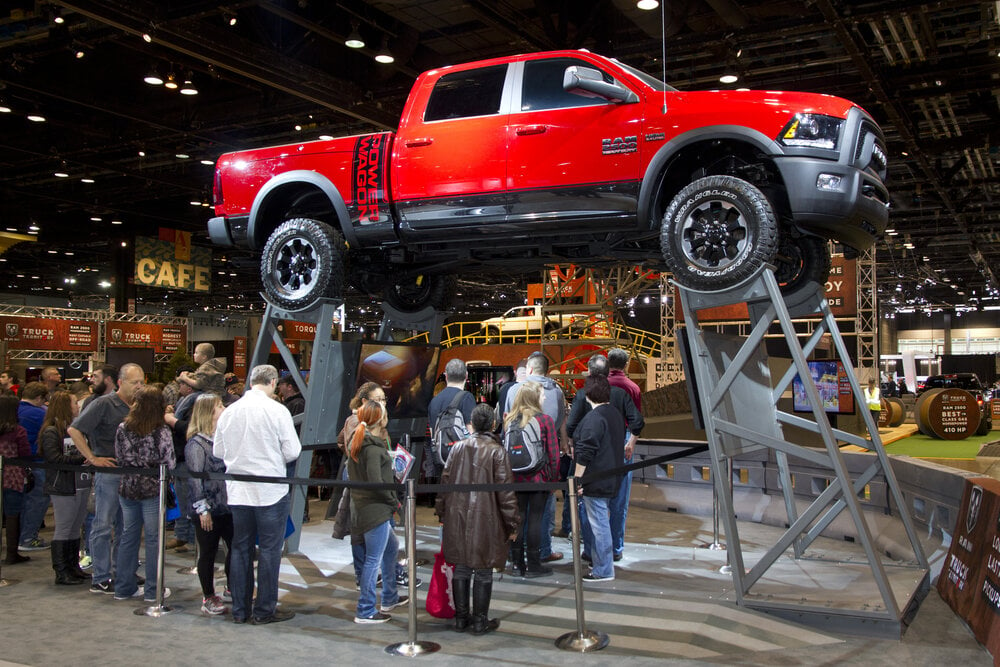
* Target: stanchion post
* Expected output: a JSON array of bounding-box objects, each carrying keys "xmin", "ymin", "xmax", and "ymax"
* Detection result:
[
  {"xmin": 0, "ymin": 455, "xmax": 7, "ymax": 586},
  {"xmin": 385, "ymin": 478, "xmax": 440, "ymax": 657},
  {"xmin": 136, "ymin": 463, "xmax": 181, "ymax": 616},
  {"xmin": 555, "ymin": 477, "xmax": 609, "ymax": 652}
]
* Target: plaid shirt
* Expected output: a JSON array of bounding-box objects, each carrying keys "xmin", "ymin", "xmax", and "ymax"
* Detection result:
[{"xmin": 510, "ymin": 412, "xmax": 560, "ymax": 484}]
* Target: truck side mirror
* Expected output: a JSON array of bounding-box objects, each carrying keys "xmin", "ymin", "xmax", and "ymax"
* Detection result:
[{"xmin": 563, "ymin": 66, "xmax": 637, "ymax": 103}]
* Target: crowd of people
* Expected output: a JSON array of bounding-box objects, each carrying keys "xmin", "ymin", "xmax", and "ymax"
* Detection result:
[{"xmin": 0, "ymin": 344, "xmax": 646, "ymax": 634}]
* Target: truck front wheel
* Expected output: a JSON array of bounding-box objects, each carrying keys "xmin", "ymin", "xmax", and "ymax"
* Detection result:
[
  {"xmin": 260, "ymin": 218, "xmax": 344, "ymax": 310},
  {"xmin": 661, "ymin": 175, "xmax": 778, "ymax": 292}
]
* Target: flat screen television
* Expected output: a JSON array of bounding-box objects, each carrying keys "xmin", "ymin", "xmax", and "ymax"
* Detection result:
[
  {"xmin": 356, "ymin": 343, "xmax": 441, "ymax": 419},
  {"xmin": 792, "ymin": 360, "xmax": 855, "ymax": 414}
]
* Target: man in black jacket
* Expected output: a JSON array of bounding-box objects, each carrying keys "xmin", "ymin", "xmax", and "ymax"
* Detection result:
[{"xmin": 572, "ymin": 375, "xmax": 624, "ymax": 582}]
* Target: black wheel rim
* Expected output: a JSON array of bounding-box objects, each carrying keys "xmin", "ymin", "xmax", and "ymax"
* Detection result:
[
  {"xmin": 274, "ymin": 236, "xmax": 318, "ymax": 298},
  {"xmin": 680, "ymin": 199, "xmax": 749, "ymax": 272}
]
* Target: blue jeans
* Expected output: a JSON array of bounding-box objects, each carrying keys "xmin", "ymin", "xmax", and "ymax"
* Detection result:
[
  {"xmin": 230, "ymin": 494, "xmax": 290, "ymax": 621},
  {"xmin": 609, "ymin": 456, "xmax": 633, "ymax": 556},
  {"xmin": 357, "ymin": 519, "xmax": 400, "ymax": 619},
  {"xmin": 171, "ymin": 462, "xmax": 195, "ymax": 543},
  {"xmin": 19, "ymin": 468, "xmax": 49, "ymax": 544},
  {"xmin": 115, "ymin": 496, "xmax": 160, "ymax": 598},
  {"xmin": 539, "ymin": 492, "xmax": 555, "ymax": 558},
  {"xmin": 581, "ymin": 495, "xmax": 613, "ymax": 578},
  {"xmin": 91, "ymin": 472, "xmax": 123, "ymax": 583}
]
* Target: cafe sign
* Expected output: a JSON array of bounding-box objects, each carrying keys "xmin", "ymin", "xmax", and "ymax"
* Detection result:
[{"xmin": 134, "ymin": 232, "xmax": 211, "ymax": 293}]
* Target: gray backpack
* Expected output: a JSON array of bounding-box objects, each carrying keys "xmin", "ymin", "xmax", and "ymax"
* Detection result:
[{"xmin": 503, "ymin": 416, "xmax": 545, "ymax": 474}]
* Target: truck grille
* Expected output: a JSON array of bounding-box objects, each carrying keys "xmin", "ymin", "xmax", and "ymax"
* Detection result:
[{"xmin": 855, "ymin": 121, "xmax": 888, "ymax": 179}]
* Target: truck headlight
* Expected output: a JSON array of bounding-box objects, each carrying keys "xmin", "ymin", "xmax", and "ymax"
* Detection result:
[{"xmin": 778, "ymin": 114, "xmax": 843, "ymax": 150}]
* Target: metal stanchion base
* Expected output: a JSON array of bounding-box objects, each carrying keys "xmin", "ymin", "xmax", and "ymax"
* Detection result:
[
  {"xmin": 0, "ymin": 578, "xmax": 10, "ymax": 587},
  {"xmin": 555, "ymin": 630, "xmax": 610, "ymax": 652},
  {"xmin": 134, "ymin": 604, "xmax": 182, "ymax": 617},
  {"xmin": 719, "ymin": 564, "xmax": 732, "ymax": 575},
  {"xmin": 705, "ymin": 542, "xmax": 727, "ymax": 551},
  {"xmin": 384, "ymin": 641, "xmax": 441, "ymax": 657}
]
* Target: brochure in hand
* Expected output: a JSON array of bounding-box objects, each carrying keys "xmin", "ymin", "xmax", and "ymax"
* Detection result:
[{"xmin": 392, "ymin": 444, "xmax": 415, "ymax": 481}]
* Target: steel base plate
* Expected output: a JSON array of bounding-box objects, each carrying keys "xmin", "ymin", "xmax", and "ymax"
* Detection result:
[
  {"xmin": 384, "ymin": 641, "xmax": 441, "ymax": 656},
  {"xmin": 134, "ymin": 604, "xmax": 182, "ymax": 617},
  {"xmin": 555, "ymin": 630, "xmax": 609, "ymax": 652}
]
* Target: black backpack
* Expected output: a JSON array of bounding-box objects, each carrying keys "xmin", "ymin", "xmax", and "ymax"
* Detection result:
[
  {"xmin": 503, "ymin": 416, "xmax": 545, "ymax": 474},
  {"xmin": 432, "ymin": 390, "xmax": 471, "ymax": 466}
]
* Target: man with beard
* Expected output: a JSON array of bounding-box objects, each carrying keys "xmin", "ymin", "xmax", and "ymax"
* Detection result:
[{"xmin": 81, "ymin": 364, "xmax": 118, "ymax": 412}]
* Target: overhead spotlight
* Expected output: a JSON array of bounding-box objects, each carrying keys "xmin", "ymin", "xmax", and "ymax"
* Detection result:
[
  {"xmin": 374, "ymin": 37, "xmax": 394, "ymax": 64},
  {"xmin": 179, "ymin": 75, "xmax": 198, "ymax": 95},
  {"xmin": 52, "ymin": 7, "xmax": 64, "ymax": 24},
  {"xmin": 0, "ymin": 101, "xmax": 10, "ymax": 113},
  {"xmin": 54, "ymin": 162, "xmax": 69, "ymax": 178},
  {"xmin": 637, "ymin": 0, "xmax": 659, "ymax": 9},
  {"xmin": 225, "ymin": 12, "xmax": 237, "ymax": 26},
  {"xmin": 345, "ymin": 23, "xmax": 365, "ymax": 49},
  {"xmin": 200, "ymin": 159, "xmax": 213, "ymax": 165},
  {"xmin": 27, "ymin": 112, "xmax": 47, "ymax": 122},
  {"xmin": 74, "ymin": 49, "xmax": 85, "ymax": 59},
  {"xmin": 720, "ymin": 74, "xmax": 738, "ymax": 84},
  {"xmin": 138, "ymin": 150, "xmax": 146, "ymax": 157},
  {"xmin": 175, "ymin": 152, "xmax": 191, "ymax": 159},
  {"xmin": 142, "ymin": 33, "xmax": 152, "ymax": 43},
  {"xmin": 80, "ymin": 176, "xmax": 95, "ymax": 184},
  {"xmin": 144, "ymin": 67, "xmax": 164, "ymax": 85},
  {"xmin": 164, "ymin": 72, "xmax": 179, "ymax": 89}
]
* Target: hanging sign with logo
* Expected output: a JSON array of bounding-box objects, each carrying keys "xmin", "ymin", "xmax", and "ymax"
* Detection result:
[
  {"xmin": 134, "ymin": 231, "xmax": 211, "ymax": 293},
  {"xmin": 107, "ymin": 321, "xmax": 187, "ymax": 354},
  {"xmin": 0, "ymin": 316, "xmax": 97, "ymax": 351}
]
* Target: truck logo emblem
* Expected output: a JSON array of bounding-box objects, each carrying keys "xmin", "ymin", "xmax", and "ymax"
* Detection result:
[
  {"xmin": 602, "ymin": 136, "xmax": 637, "ymax": 155},
  {"xmin": 966, "ymin": 485, "xmax": 982, "ymax": 534},
  {"xmin": 5, "ymin": 323, "xmax": 17, "ymax": 338}
]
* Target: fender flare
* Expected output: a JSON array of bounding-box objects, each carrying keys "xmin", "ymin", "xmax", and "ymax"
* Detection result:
[
  {"xmin": 248, "ymin": 170, "xmax": 357, "ymax": 249},
  {"xmin": 637, "ymin": 125, "xmax": 784, "ymax": 231}
]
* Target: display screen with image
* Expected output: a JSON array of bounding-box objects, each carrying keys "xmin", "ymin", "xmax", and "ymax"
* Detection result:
[
  {"xmin": 792, "ymin": 360, "xmax": 855, "ymax": 414},
  {"xmin": 356, "ymin": 343, "xmax": 441, "ymax": 419}
]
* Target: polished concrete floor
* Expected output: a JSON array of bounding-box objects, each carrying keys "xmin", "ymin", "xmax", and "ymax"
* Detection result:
[{"xmin": 0, "ymin": 494, "xmax": 991, "ymax": 667}]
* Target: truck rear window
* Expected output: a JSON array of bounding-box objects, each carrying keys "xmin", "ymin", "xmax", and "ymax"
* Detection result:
[{"xmin": 424, "ymin": 64, "xmax": 507, "ymax": 122}]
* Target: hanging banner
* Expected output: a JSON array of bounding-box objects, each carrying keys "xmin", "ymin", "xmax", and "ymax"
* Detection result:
[
  {"xmin": 135, "ymin": 235, "xmax": 211, "ymax": 293},
  {"xmin": 107, "ymin": 321, "xmax": 187, "ymax": 354},
  {"xmin": 0, "ymin": 316, "xmax": 97, "ymax": 351},
  {"xmin": 233, "ymin": 336, "xmax": 247, "ymax": 380}
]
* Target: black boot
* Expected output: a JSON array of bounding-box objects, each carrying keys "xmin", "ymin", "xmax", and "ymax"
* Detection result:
[
  {"xmin": 509, "ymin": 545, "xmax": 525, "ymax": 577},
  {"xmin": 4, "ymin": 515, "xmax": 29, "ymax": 564},
  {"xmin": 65, "ymin": 538, "xmax": 88, "ymax": 580},
  {"xmin": 471, "ymin": 578, "xmax": 499, "ymax": 635},
  {"xmin": 524, "ymin": 549, "xmax": 552, "ymax": 578},
  {"xmin": 52, "ymin": 540, "xmax": 84, "ymax": 585},
  {"xmin": 452, "ymin": 577, "xmax": 470, "ymax": 632}
]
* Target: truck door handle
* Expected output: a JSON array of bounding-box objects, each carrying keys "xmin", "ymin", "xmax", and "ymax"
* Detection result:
[
  {"xmin": 516, "ymin": 125, "xmax": 548, "ymax": 135},
  {"xmin": 404, "ymin": 138, "xmax": 433, "ymax": 147}
]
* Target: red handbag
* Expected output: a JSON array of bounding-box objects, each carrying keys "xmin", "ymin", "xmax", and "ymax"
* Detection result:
[{"xmin": 425, "ymin": 551, "xmax": 455, "ymax": 619}]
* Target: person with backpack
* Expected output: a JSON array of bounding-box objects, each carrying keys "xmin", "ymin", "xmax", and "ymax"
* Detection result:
[
  {"xmin": 427, "ymin": 359, "xmax": 476, "ymax": 474},
  {"xmin": 436, "ymin": 403, "xmax": 519, "ymax": 634},
  {"xmin": 502, "ymin": 381, "xmax": 560, "ymax": 577}
]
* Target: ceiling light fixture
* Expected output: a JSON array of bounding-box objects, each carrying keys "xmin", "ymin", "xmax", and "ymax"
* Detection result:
[
  {"xmin": 52, "ymin": 7, "xmax": 64, "ymax": 24},
  {"xmin": 200, "ymin": 159, "xmax": 213, "ymax": 165},
  {"xmin": 345, "ymin": 22, "xmax": 365, "ymax": 49},
  {"xmin": 164, "ymin": 72, "xmax": 178, "ymax": 90},
  {"xmin": 179, "ymin": 75, "xmax": 198, "ymax": 95},
  {"xmin": 144, "ymin": 67, "xmax": 163, "ymax": 85},
  {"xmin": 719, "ymin": 74, "xmax": 738, "ymax": 84},
  {"xmin": 0, "ymin": 102, "xmax": 10, "ymax": 113},
  {"xmin": 374, "ymin": 37, "xmax": 394, "ymax": 64},
  {"xmin": 75, "ymin": 49, "xmax": 85, "ymax": 59},
  {"xmin": 637, "ymin": 0, "xmax": 659, "ymax": 9},
  {"xmin": 27, "ymin": 112, "xmax": 46, "ymax": 122},
  {"xmin": 176, "ymin": 152, "xmax": 191, "ymax": 159},
  {"xmin": 142, "ymin": 33, "xmax": 152, "ymax": 43}
]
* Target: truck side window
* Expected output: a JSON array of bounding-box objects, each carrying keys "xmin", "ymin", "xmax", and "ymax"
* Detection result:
[
  {"xmin": 521, "ymin": 58, "xmax": 612, "ymax": 112},
  {"xmin": 424, "ymin": 64, "xmax": 507, "ymax": 122}
]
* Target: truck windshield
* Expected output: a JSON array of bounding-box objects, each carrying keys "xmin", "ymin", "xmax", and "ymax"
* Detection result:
[{"xmin": 615, "ymin": 60, "xmax": 678, "ymax": 93}]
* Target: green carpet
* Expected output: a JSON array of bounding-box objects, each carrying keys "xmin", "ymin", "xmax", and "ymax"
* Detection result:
[{"xmin": 883, "ymin": 431, "xmax": 999, "ymax": 459}]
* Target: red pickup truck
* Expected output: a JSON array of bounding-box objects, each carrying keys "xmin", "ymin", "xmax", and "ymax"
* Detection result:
[{"xmin": 208, "ymin": 50, "xmax": 888, "ymax": 311}]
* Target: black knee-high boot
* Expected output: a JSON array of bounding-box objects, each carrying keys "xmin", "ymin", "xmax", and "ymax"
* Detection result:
[
  {"xmin": 471, "ymin": 578, "xmax": 499, "ymax": 635},
  {"xmin": 452, "ymin": 577, "xmax": 470, "ymax": 632},
  {"xmin": 4, "ymin": 515, "xmax": 29, "ymax": 564},
  {"xmin": 52, "ymin": 540, "xmax": 84, "ymax": 585},
  {"xmin": 65, "ymin": 538, "xmax": 88, "ymax": 580},
  {"xmin": 509, "ymin": 545, "xmax": 525, "ymax": 577}
]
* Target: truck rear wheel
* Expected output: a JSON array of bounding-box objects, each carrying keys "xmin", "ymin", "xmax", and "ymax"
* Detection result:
[
  {"xmin": 383, "ymin": 274, "xmax": 454, "ymax": 312},
  {"xmin": 774, "ymin": 235, "xmax": 832, "ymax": 302},
  {"xmin": 661, "ymin": 175, "xmax": 779, "ymax": 292},
  {"xmin": 260, "ymin": 218, "xmax": 344, "ymax": 310}
]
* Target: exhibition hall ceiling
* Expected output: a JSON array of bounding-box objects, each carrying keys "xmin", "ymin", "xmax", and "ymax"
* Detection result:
[{"xmin": 0, "ymin": 0, "xmax": 997, "ymax": 319}]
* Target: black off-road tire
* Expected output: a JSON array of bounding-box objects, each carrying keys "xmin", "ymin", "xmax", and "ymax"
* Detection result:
[
  {"xmin": 383, "ymin": 273, "xmax": 455, "ymax": 312},
  {"xmin": 260, "ymin": 218, "xmax": 344, "ymax": 310},
  {"xmin": 661, "ymin": 175, "xmax": 779, "ymax": 292},
  {"xmin": 774, "ymin": 235, "xmax": 832, "ymax": 302}
]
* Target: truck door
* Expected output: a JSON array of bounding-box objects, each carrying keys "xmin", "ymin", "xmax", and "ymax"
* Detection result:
[
  {"xmin": 507, "ymin": 57, "xmax": 642, "ymax": 230},
  {"xmin": 393, "ymin": 63, "xmax": 512, "ymax": 238}
]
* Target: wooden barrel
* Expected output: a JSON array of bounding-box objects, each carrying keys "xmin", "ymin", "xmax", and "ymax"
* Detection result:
[
  {"xmin": 883, "ymin": 397, "xmax": 907, "ymax": 427},
  {"xmin": 916, "ymin": 388, "xmax": 981, "ymax": 439}
]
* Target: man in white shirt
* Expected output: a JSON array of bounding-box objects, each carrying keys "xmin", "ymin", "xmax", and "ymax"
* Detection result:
[{"xmin": 214, "ymin": 364, "xmax": 301, "ymax": 625}]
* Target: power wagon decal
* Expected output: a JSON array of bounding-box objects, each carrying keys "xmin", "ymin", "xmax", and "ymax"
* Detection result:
[{"xmin": 353, "ymin": 132, "xmax": 393, "ymax": 225}]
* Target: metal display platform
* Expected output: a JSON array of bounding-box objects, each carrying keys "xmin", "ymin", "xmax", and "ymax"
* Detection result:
[{"xmin": 675, "ymin": 267, "xmax": 929, "ymax": 638}]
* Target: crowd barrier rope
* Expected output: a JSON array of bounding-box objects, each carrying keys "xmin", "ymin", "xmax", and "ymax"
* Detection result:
[{"xmin": 1, "ymin": 439, "xmax": 708, "ymax": 655}]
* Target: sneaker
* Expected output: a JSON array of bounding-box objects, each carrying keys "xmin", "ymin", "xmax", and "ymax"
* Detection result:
[
  {"xmin": 201, "ymin": 595, "xmax": 227, "ymax": 615},
  {"xmin": 380, "ymin": 596, "xmax": 409, "ymax": 612},
  {"xmin": 354, "ymin": 612, "xmax": 391, "ymax": 624},
  {"xmin": 582, "ymin": 573, "xmax": 615, "ymax": 583},
  {"xmin": 252, "ymin": 609, "xmax": 295, "ymax": 625},
  {"xmin": 542, "ymin": 552, "xmax": 564, "ymax": 562},
  {"xmin": 114, "ymin": 589, "xmax": 144, "ymax": 601},
  {"xmin": 144, "ymin": 587, "xmax": 171, "ymax": 603},
  {"xmin": 396, "ymin": 573, "xmax": 423, "ymax": 589},
  {"xmin": 19, "ymin": 537, "xmax": 49, "ymax": 551},
  {"xmin": 613, "ymin": 553, "xmax": 623, "ymax": 562},
  {"xmin": 222, "ymin": 587, "xmax": 232, "ymax": 601},
  {"xmin": 79, "ymin": 555, "xmax": 93, "ymax": 569},
  {"xmin": 90, "ymin": 579, "xmax": 114, "ymax": 594}
]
